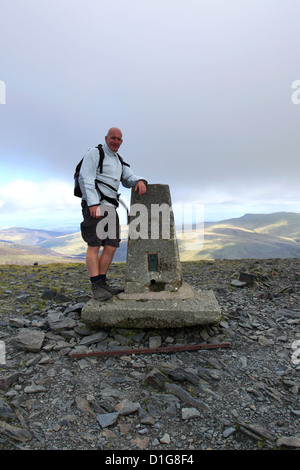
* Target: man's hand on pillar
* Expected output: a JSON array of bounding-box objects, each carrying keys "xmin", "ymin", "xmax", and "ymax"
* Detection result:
[{"xmin": 135, "ymin": 180, "xmax": 147, "ymax": 196}]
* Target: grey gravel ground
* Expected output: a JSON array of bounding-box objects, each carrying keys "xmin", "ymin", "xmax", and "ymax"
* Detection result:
[{"xmin": 0, "ymin": 259, "xmax": 299, "ymax": 451}]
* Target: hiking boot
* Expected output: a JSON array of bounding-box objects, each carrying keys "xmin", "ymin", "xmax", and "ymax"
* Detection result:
[
  {"xmin": 102, "ymin": 279, "xmax": 124, "ymax": 295},
  {"xmin": 91, "ymin": 280, "xmax": 113, "ymax": 301}
]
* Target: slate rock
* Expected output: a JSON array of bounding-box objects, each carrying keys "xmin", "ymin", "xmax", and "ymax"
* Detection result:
[
  {"xmin": 181, "ymin": 407, "xmax": 201, "ymax": 420},
  {"xmin": 115, "ymin": 399, "xmax": 140, "ymax": 416},
  {"xmin": 144, "ymin": 368, "xmax": 169, "ymax": 390},
  {"xmin": 15, "ymin": 328, "xmax": 45, "ymax": 352},
  {"xmin": 165, "ymin": 382, "xmax": 210, "ymax": 412},
  {"xmin": 276, "ymin": 436, "xmax": 300, "ymax": 448},
  {"xmin": 239, "ymin": 272, "xmax": 256, "ymax": 285},
  {"xmin": 149, "ymin": 336, "xmax": 162, "ymax": 349},
  {"xmin": 0, "ymin": 397, "xmax": 15, "ymax": 420},
  {"xmin": 75, "ymin": 396, "xmax": 95, "ymax": 416},
  {"xmin": 138, "ymin": 406, "xmax": 155, "ymax": 425},
  {"xmin": 160, "ymin": 433, "xmax": 171, "ymax": 444},
  {"xmin": 41, "ymin": 289, "xmax": 57, "ymax": 300},
  {"xmin": 63, "ymin": 303, "xmax": 85, "ymax": 315},
  {"xmin": 9, "ymin": 318, "xmax": 31, "ymax": 328},
  {"xmin": 79, "ymin": 331, "xmax": 108, "ymax": 346},
  {"xmin": 223, "ymin": 427, "xmax": 236, "ymax": 438},
  {"xmin": 24, "ymin": 383, "xmax": 47, "ymax": 393},
  {"xmin": 0, "ymin": 420, "xmax": 32, "ymax": 443},
  {"xmin": 167, "ymin": 367, "xmax": 199, "ymax": 384},
  {"xmin": 238, "ymin": 422, "xmax": 276, "ymax": 443},
  {"xmin": 231, "ymin": 279, "xmax": 247, "ymax": 288},
  {"xmin": 97, "ymin": 412, "xmax": 119, "ymax": 428},
  {"xmin": 47, "ymin": 312, "xmax": 76, "ymax": 331},
  {"xmin": 0, "ymin": 372, "xmax": 21, "ymax": 391}
]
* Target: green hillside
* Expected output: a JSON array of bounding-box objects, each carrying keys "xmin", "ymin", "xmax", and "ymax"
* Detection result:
[
  {"xmin": 0, "ymin": 242, "xmax": 81, "ymax": 265},
  {"xmin": 210, "ymin": 212, "xmax": 300, "ymax": 240},
  {"xmin": 188, "ymin": 227, "xmax": 300, "ymax": 260},
  {"xmin": 38, "ymin": 232, "xmax": 87, "ymax": 257},
  {"xmin": 0, "ymin": 227, "xmax": 66, "ymax": 245},
  {"xmin": 194, "ymin": 211, "xmax": 300, "ymax": 260}
]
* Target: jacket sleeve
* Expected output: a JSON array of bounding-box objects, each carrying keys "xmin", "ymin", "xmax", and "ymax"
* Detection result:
[
  {"xmin": 78, "ymin": 148, "xmax": 100, "ymax": 206},
  {"xmin": 121, "ymin": 163, "xmax": 148, "ymax": 189}
]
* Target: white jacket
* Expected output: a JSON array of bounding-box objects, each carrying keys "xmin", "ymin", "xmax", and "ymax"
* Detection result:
[{"xmin": 78, "ymin": 143, "xmax": 147, "ymax": 207}]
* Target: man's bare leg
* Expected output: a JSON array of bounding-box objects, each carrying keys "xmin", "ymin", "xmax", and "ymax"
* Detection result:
[
  {"xmin": 86, "ymin": 245, "xmax": 121, "ymax": 299},
  {"xmin": 86, "ymin": 245, "xmax": 117, "ymax": 276},
  {"xmin": 85, "ymin": 246, "xmax": 110, "ymax": 300},
  {"xmin": 98, "ymin": 245, "xmax": 117, "ymax": 274},
  {"xmin": 98, "ymin": 245, "xmax": 122, "ymax": 294},
  {"xmin": 86, "ymin": 245, "xmax": 101, "ymax": 277}
]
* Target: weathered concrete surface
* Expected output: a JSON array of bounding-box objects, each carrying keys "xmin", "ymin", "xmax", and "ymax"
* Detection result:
[
  {"xmin": 118, "ymin": 282, "xmax": 195, "ymax": 301},
  {"xmin": 81, "ymin": 284, "xmax": 221, "ymax": 329},
  {"xmin": 125, "ymin": 184, "xmax": 183, "ymax": 293}
]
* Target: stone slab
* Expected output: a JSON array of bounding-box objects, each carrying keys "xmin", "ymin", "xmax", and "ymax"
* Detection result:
[
  {"xmin": 15, "ymin": 328, "xmax": 45, "ymax": 352},
  {"xmin": 118, "ymin": 282, "xmax": 195, "ymax": 301},
  {"xmin": 81, "ymin": 284, "xmax": 221, "ymax": 329}
]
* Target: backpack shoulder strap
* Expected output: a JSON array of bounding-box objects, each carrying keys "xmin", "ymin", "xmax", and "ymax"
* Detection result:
[
  {"xmin": 117, "ymin": 153, "xmax": 130, "ymax": 167},
  {"xmin": 96, "ymin": 144, "xmax": 105, "ymax": 173},
  {"xmin": 96, "ymin": 144, "xmax": 130, "ymax": 172}
]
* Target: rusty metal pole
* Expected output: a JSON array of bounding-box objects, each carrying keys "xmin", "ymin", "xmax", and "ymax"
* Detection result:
[{"xmin": 70, "ymin": 342, "xmax": 230, "ymax": 359}]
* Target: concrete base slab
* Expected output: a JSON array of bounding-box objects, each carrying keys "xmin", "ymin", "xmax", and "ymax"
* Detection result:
[{"xmin": 81, "ymin": 283, "xmax": 221, "ymax": 329}]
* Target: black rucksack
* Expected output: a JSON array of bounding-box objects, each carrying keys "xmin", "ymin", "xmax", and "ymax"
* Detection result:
[{"xmin": 74, "ymin": 144, "xmax": 129, "ymax": 207}]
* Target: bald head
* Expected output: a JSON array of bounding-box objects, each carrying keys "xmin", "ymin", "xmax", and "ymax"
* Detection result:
[
  {"xmin": 107, "ymin": 127, "xmax": 122, "ymax": 137},
  {"xmin": 105, "ymin": 127, "xmax": 123, "ymax": 152}
]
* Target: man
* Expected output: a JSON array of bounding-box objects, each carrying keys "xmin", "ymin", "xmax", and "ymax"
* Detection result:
[{"xmin": 79, "ymin": 127, "xmax": 147, "ymax": 300}]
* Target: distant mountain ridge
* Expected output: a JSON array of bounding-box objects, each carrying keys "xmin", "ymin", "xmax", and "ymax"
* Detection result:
[
  {"xmin": 0, "ymin": 227, "xmax": 68, "ymax": 245},
  {"xmin": 0, "ymin": 212, "xmax": 299, "ymax": 264},
  {"xmin": 207, "ymin": 212, "xmax": 300, "ymax": 239},
  {"xmin": 193, "ymin": 211, "xmax": 300, "ymax": 261},
  {"xmin": 0, "ymin": 227, "xmax": 82, "ymax": 265}
]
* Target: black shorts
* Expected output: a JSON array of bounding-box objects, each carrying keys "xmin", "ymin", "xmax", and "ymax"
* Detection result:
[{"xmin": 80, "ymin": 201, "xmax": 120, "ymax": 248}]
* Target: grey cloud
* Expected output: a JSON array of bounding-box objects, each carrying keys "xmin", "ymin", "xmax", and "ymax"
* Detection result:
[{"xmin": 0, "ymin": 0, "xmax": 300, "ymax": 218}]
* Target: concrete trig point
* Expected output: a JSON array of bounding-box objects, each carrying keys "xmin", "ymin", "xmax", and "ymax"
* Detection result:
[
  {"xmin": 124, "ymin": 184, "xmax": 182, "ymax": 294},
  {"xmin": 81, "ymin": 184, "xmax": 221, "ymax": 329}
]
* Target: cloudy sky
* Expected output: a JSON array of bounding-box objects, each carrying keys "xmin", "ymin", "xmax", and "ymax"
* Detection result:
[{"xmin": 1, "ymin": 0, "xmax": 300, "ymax": 230}]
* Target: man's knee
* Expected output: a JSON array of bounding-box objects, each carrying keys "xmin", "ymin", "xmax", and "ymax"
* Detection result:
[
  {"xmin": 103, "ymin": 244, "xmax": 117, "ymax": 253},
  {"xmin": 86, "ymin": 245, "xmax": 100, "ymax": 256}
]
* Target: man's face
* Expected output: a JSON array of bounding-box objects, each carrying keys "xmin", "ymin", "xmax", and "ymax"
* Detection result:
[{"xmin": 105, "ymin": 129, "xmax": 123, "ymax": 152}]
